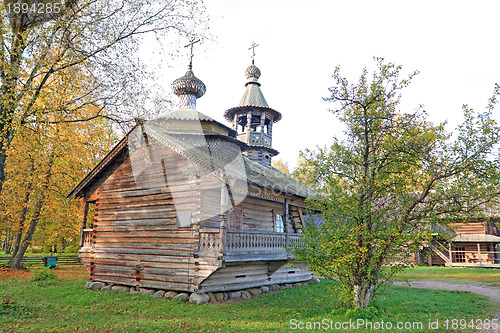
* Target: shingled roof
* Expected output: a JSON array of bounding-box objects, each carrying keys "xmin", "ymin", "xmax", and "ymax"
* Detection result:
[
  {"xmin": 145, "ymin": 121, "xmax": 313, "ymax": 198},
  {"xmin": 452, "ymin": 234, "xmax": 500, "ymax": 243},
  {"xmin": 67, "ymin": 110, "xmax": 315, "ymax": 201},
  {"xmin": 223, "ymin": 63, "xmax": 282, "ymax": 123}
]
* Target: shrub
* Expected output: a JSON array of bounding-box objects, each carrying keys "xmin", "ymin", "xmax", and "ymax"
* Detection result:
[
  {"xmin": 30, "ymin": 268, "xmax": 58, "ymax": 283},
  {"xmin": 345, "ymin": 305, "xmax": 383, "ymax": 319}
]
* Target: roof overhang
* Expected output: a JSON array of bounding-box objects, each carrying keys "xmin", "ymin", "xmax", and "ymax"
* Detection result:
[
  {"xmin": 66, "ymin": 128, "xmax": 133, "ymax": 201},
  {"xmin": 224, "ymin": 105, "xmax": 282, "ymax": 123},
  {"xmin": 452, "ymin": 234, "xmax": 500, "ymax": 243}
]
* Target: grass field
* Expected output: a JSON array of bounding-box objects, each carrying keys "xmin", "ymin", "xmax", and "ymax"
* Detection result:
[
  {"xmin": 394, "ymin": 266, "xmax": 500, "ymax": 286},
  {"xmin": 1, "ymin": 266, "xmax": 498, "ymax": 332}
]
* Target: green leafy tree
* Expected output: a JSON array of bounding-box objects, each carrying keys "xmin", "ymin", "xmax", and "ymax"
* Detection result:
[
  {"xmin": 292, "ymin": 152, "xmax": 324, "ymax": 188},
  {"xmin": 294, "ymin": 58, "xmax": 500, "ymax": 309}
]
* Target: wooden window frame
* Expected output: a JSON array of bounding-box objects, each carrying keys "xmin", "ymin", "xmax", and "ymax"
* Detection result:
[
  {"xmin": 455, "ymin": 246, "xmax": 466, "ymax": 263},
  {"xmin": 273, "ymin": 209, "xmax": 284, "ymax": 233}
]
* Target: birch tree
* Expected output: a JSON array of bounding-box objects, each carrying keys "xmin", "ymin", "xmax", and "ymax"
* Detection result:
[{"xmin": 0, "ymin": 0, "xmax": 207, "ymax": 195}]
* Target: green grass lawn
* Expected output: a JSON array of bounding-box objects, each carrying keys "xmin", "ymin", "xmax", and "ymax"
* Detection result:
[
  {"xmin": 394, "ymin": 266, "xmax": 500, "ymax": 284},
  {"xmin": 1, "ymin": 267, "xmax": 498, "ymax": 332}
]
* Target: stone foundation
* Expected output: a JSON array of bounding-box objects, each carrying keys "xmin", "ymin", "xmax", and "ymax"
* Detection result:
[{"xmin": 85, "ymin": 279, "xmax": 313, "ymax": 305}]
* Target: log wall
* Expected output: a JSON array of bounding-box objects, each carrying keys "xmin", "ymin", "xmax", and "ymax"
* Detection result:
[
  {"xmin": 199, "ymin": 188, "xmax": 304, "ymax": 233},
  {"xmin": 269, "ymin": 261, "xmax": 313, "ymax": 285},
  {"xmin": 429, "ymin": 253, "xmax": 447, "ymax": 266},
  {"xmin": 82, "ymin": 142, "xmax": 205, "ymax": 292},
  {"xmin": 450, "ymin": 222, "xmax": 487, "ymax": 235},
  {"xmin": 198, "ymin": 260, "xmax": 312, "ymax": 293},
  {"xmin": 80, "ymin": 136, "xmax": 312, "ymax": 293},
  {"xmin": 200, "ymin": 188, "xmax": 223, "ymax": 229},
  {"xmin": 238, "ymin": 196, "xmax": 278, "ymax": 231}
]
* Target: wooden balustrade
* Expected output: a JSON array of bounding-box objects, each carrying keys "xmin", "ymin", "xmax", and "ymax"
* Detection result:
[
  {"xmin": 198, "ymin": 230, "xmax": 221, "ymax": 256},
  {"xmin": 198, "ymin": 229, "xmax": 302, "ymax": 261},
  {"xmin": 449, "ymin": 249, "xmax": 500, "ymax": 264},
  {"xmin": 82, "ymin": 229, "xmax": 94, "ymax": 248}
]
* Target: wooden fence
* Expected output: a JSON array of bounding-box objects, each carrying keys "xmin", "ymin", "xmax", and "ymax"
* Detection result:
[{"xmin": 0, "ymin": 254, "xmax": 80, "ymax": 267}]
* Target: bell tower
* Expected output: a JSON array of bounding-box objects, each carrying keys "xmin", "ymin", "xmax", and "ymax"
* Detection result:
[{"xmin": 224, "ymin": 44, "xmax": 281, "ymax": 167}]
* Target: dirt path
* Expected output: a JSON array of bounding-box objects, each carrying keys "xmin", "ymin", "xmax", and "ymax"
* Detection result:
[{"xmin": 392, "ymin": 280, "xmax": 500, "ymax": 305}]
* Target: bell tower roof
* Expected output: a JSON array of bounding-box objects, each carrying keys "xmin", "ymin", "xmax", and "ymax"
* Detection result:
[
  {"xmin": 223, "ymin": 43, "xmax": 281, "ymax": 167},
  {"xmin": 239, "ymin": 65, "xmax": 268, "ymax": 107},
  {"xmin": 224, "ymin": 63, "xmax": 282, "ymax": 122}
]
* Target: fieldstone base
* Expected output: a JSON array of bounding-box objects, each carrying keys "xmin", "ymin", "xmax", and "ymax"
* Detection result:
[
  {"xmin": 172, "ymin": 293, "xmax": 189, "ymax": 302},
  {"xmin": 189, "ymin": 293, "xmax": 210, "ymax": 304},
  {"xmin": 165, "ymin": 291, "xmax": 178, "ymax": 299},
  {"xmin": 84, "ymin": 279, "xmax": 311, "ymax": 304}
]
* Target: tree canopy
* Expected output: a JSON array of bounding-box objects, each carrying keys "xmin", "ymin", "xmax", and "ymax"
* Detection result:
[
  {"xmin": 294, "ymin": 58, "xmax": 500, "ymax": 309},
  {"xmin": 0, "ymin": 0, "xmax": 207, "ymax": 194}
]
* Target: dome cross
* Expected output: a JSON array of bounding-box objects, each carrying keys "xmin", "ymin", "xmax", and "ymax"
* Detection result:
[
  {"xmin": 248, "ymin": 42, "xmax": 259, "ymax": 65},
  {"xmin": 185, "ymin": 37, "xmax": 200, "ymax": 70}
]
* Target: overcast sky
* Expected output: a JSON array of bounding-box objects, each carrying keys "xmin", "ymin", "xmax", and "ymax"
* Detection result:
[{"xmin": 155, "ymin": 0, "xmax": 500, "ymax": 169}]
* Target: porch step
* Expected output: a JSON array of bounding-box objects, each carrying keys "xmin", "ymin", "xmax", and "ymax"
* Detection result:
[{"xmin": 429, "ymin": 243, "xmax": 451, "ymax": 263}]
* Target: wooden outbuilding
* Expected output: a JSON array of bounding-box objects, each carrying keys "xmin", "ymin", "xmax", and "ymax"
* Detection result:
[
  {"xmin": 426, "ymin": 219, "xmax": 500, "ymax": 267},
  {"xmin": 68, "ymin": 58, "xmax": 315, "ymax": 293}
]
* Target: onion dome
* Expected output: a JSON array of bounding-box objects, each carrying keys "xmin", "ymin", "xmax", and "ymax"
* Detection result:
[
  {"xmin": 171, "ymin": 67, "xmax": 206, "ymax": 110},
  {"xmin": 171, "ymin": 69, "xmax": 206, "ymax": 98},
  {"xmin": 245, "ymin": 64, "xmax": 261, "ymax": 83}
]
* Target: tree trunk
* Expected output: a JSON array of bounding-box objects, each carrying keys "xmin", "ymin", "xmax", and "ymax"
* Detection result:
[
  {"xmin": 10, "ymin": 211, "xmax": 28, "ymax": 260},
  {"xmin": 0, "ymin": 142, "xmax": 8, "ymax": 195},
  {"xmin": 9, "ymin": 160, "xmax": 35, "ymax": 262},
  {"xmin": 0, "ymin": 32, "xmax": 26, "ymax": 197},
  {"xmin": 11, "ymin": 154, "xmax": 54, "ymax": 269},
  {"xmin": 353, "ymin": 284, "xmax": 375, "ymax": 309},
  {"xmin": 3, "ymin": 230, "xmax": 12, "ymax": 254}
]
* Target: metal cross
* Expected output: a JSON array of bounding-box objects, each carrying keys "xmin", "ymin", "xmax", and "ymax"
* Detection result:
[
  {"xmin": 248, "ymin": 42, "xmax": 259, "ymax": 64},
  {"xmin": 185, "ymin": 37, "xmax": 200, "ymax": 69}
]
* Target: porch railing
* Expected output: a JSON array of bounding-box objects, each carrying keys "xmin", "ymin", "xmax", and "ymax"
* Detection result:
[
  {"xmin": 198, "ymin": 229, "xmax": 220, "ymax": 253},
  {"xmin": 449, "ymin": 249, "xmax": 500, "ymax": 265},
  {"xmin": 226, "ymin": 230, "xmax": 301, "ymax": 252},
  {"xmin": 429, "ymin": 239, "xmax": 500, "ymax": 266},
  {"xmin": 82, "ymin": 229, "xmax": 94, "ymax": 248},
  {"xmin": 198, "ymin": 229, "xmax": 302, "ymax": 260}
]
